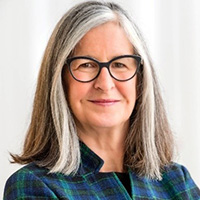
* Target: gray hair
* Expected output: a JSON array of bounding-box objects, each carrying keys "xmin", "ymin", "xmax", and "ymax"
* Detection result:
[{"xmin": 12, "ymin": 1, "xmax": 173, "ymax": 180}]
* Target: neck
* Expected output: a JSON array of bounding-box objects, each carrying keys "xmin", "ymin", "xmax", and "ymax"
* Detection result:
[{"xmin": 78, "ymin": 122, "xmax": 129, "ymax": 172}]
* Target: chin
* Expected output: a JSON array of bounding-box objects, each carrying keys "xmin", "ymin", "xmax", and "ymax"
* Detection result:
[{"xmin": 89, "ymin": 116, "xmax": 128, "ymax": 129}]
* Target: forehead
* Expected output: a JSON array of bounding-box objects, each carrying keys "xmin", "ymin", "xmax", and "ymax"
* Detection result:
[{"xmin": 73, "ymin": 21, "xmax": 134, "ymax": 58}]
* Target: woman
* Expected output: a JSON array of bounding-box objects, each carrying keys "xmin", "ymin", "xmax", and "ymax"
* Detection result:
[{"xmin": 4, "ymin": 1, "xmax": 200, "ymax": 199}]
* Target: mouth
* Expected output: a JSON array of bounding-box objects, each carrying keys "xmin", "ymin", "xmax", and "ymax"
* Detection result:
[{"xmin": 88, "ymin": 99, "xmax": 120, "ymax": 106}]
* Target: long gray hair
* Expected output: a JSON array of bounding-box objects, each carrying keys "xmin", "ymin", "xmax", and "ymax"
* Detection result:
[{"xmin": 12, "ymin": 1, "xmax": 173, "ymax": 180}]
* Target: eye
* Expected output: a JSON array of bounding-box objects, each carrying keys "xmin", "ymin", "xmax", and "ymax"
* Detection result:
[
  {"xmin": 112, "ymin": 62, "xmax": 127, "ymax": 68},
  {"xmin": 75, "ymin": 61, "xmax": 98, "ymax": 72},
  {"xmin": 79, "ymin": 62, "xmax": 96, "ymax": 68}
]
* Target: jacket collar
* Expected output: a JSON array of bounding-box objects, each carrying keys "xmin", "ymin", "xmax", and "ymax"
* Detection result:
[{"xmin": 77, "ymin": 141, "xmax": 104, "ymax": 175}]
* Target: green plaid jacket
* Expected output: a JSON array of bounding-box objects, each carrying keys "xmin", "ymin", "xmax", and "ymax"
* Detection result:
[{"xmin": 4, "ymin": 142, "xmax": 200, "ymax": 199}]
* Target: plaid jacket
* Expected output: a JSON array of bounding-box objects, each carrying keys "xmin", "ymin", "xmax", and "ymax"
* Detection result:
[{"xmin": 4, "ymin": 142, "xmax": 200, "ymax": 200}]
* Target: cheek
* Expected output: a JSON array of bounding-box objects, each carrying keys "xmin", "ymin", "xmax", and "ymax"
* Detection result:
[
  {"xmin": 65, "ymin": 77, "xmax": 90, "ymax": 110},
  {"xmin": 118, "ymin": 77, "xmax": 137, "ymax": 101}
]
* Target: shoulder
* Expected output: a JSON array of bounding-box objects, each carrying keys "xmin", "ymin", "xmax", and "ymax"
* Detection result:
[
  {"xmin": 163, "ymin": 162, "xmax": 195, "ymax": 181},
  {"xmin": 7, "ymin": 162, "xmax": 48, "ymax": 178},
  {"xmin": 4, "ymin": 163, "xmax": 50, "ymax": 187},
  {"xmin": 3, "ymin": 163, "xmax": 58, "ymax": 199},
  {"xmin": 161, "ymin": 162, "xmax": 200, "ymax": 199}
]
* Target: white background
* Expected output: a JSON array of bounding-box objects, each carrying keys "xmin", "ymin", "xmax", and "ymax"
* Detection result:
[{"xmin": 1, "ymin": 0, "xmax": 200, "ymax": 198}]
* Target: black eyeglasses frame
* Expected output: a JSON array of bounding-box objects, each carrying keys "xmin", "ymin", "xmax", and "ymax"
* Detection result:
[{"xmin": 66, "ymin": 55, "xmax": 142, "ymax": 83}]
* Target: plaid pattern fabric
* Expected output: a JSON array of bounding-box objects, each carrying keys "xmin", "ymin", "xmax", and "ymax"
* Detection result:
[{"xmin": 4, "ymin": 142, "xmax": 200, "ymax": 200}]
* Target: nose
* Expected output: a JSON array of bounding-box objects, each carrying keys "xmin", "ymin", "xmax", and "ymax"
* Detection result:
[{"xmin": 93, "ymin": 67, "xmax": 115, "ymax": 91}]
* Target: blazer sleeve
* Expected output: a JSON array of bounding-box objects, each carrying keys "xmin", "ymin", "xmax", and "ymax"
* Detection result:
[{"xmin": 3, "ymin": 168, "xmax": 58, "ymax": 200}]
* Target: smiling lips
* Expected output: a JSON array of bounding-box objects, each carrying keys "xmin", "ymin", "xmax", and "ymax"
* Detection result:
[{"xmin": 88, "ymin": 99, "xmax": 120, "ymax": 106}]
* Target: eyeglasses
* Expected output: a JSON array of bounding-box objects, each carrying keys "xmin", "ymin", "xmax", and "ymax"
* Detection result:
[{"xmin": 66, "ymin": 55, "xmax": 141, "ymax": 82}]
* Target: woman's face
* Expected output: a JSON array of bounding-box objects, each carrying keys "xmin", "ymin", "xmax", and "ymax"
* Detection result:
[{"xmin": 63, "ymin": 22, "xmax": 137, "ymax": 131}]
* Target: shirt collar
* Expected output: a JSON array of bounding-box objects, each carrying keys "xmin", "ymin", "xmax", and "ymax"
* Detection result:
[{"xmin": 77, "ymin": 141, "xmax": 104, "ymax": 175}]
